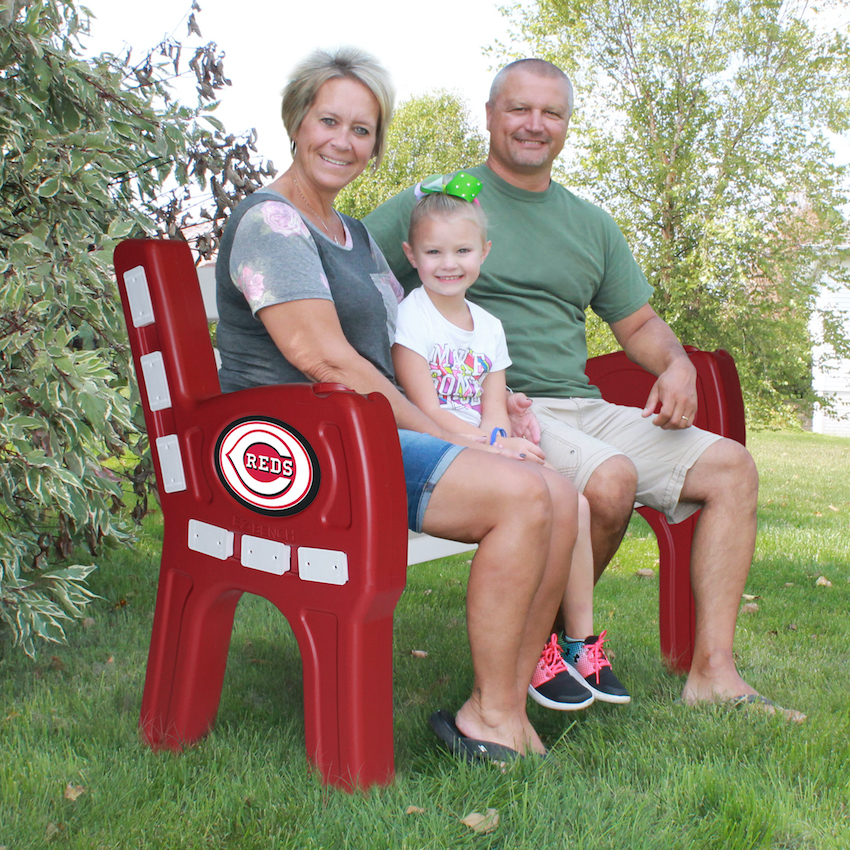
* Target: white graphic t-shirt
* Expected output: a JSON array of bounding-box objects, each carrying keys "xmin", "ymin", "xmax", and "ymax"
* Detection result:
[{"xmin": 394, "ymin": 286, "xmax": 511, "ymax": 426}]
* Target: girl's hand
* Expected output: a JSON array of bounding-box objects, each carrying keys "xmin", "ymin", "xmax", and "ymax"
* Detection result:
[{"xmin": 506, "ymin": 393, "xmax": 542, "ymax": 444}]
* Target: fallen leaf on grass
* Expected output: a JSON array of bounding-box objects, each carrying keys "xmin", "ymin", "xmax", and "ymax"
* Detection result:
[
  {"xmin": 405, "ymin": 805, "xmax": 426, "ymax": 814},
  {"xmin": 410, "ymin": 650, "xmax": 428, "ymax": 658},
  {"xmin": 815, "ymin": 576, "xmax": 832, "ymax": 587},
  {"xmin": 461, "ymin": 809, "xmax": 499, "ymax": 834},
  {"xmin": 740, "ymin": 602, "xmax": 759, "ymax": 614},
  {"xmin": 64, "ymin": 783, "xmax": 86, "ymax": 801},
  {"xmin": 45, "ymin": 822, "xmax": 64, "ymax": 841},
  {"xmin": 828, "ymin": 505, "xmax": 839, "ymax": 512},
  {"xmin": 742, "ymin": 594, "xmax": 760, "ymax": 601},
  {"xmin": 636, "ymin": 568, "xmax": 655, "ymax": 578}
]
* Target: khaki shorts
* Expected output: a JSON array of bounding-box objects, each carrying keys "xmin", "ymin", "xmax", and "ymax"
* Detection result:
[{"xmin": 532, "ymin": 397, "xmax": 722, "ymax": 524}]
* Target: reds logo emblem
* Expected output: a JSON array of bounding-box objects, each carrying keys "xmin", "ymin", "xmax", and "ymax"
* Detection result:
[{"xmin": 215, "ymin": 417, "xmax": 320, "ymax": 515}]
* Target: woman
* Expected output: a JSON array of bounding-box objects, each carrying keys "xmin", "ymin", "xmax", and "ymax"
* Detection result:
[{"xmin": 215, "ymin": 47, "xmax": 580, "ymax": 760}]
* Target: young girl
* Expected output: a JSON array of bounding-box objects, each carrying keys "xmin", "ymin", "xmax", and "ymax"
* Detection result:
[{"xmin": 392, "ymin": 172, "xmax": 630, "ymax": 709}]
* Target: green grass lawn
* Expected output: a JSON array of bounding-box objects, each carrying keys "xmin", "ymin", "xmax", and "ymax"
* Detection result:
[{"xmin": 1, "ymin": 431, "xmax": 848, "ymax": 849}]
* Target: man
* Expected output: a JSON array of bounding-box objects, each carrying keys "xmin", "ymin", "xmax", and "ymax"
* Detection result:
[{"xmin": 365, "ymin": 58, "xmax": 803, "ymax": 719}]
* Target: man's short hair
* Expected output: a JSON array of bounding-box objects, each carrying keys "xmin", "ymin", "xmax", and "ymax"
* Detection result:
[{"xmin": 488, "ymin": 58, "xmax": 574, "ymax": 117}]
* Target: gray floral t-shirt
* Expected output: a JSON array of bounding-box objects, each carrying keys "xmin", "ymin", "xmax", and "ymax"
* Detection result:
[{"xmin": 216, "ymin": 189, "xmax": 403, "ymax": 393}]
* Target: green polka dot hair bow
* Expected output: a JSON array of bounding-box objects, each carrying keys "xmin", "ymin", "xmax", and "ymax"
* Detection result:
[{"xmin": 414, "ymin": 171, "xmax": 484, "ymax": 203}]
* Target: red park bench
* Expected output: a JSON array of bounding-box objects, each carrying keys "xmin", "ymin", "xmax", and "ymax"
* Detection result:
[{"xmin": 113, "ymin": 238, "xmax": 746, "ymax": 790}]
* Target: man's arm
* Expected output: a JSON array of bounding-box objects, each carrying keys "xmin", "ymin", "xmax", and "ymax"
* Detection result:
[{"xmin": 609, "ymin": 303, "xmax": 698, "ymax": 430}]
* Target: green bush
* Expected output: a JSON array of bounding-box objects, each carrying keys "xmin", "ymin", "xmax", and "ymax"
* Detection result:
[{"xmin": 0, "ymin": 0, "xmax": 267, "ymax": 655}]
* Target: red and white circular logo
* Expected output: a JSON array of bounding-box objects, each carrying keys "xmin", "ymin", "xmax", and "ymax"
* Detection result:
[{"xmin": 214, "ymin": 417, "xmax": 320, "ymax": 515}]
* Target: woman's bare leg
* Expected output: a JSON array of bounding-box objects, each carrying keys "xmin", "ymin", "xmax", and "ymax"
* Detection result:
[
  {"xmin": 512, "ymin": 467, "xmax": 580, "ymax": 718},
  {"xmin": 422, "ymin": 451, "xmax": 576, "ymax": 755}
]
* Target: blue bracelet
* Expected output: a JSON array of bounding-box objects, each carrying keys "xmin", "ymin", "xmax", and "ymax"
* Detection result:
[{"xmin": 489, "ymin": 427, "xmax": 507, "ymax": 445}]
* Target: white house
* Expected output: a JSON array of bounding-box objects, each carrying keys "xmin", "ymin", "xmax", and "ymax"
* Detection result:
[{"xmin": 811, "ymin": 252, "xmax": 850, "ymax": 437}]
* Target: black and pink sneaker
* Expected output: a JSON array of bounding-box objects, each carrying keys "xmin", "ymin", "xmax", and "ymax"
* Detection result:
[
  {"xmin": 528, "ymin": 633, "xmax": 594, "ymax": 711},
  {"xmin": 561, "ymin": 630, "xmax": 631, "ymax": 704}
]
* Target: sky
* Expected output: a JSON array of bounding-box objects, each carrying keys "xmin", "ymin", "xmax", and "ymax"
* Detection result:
[
  {"xmin": 79, "ymin": 0, "xmax": 848, "ymax": 174},
  {"xmin": 80, "ymin": 0, "xmax": 516, "ymax": 171}
]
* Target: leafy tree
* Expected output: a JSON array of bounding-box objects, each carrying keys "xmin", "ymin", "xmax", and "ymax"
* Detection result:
[
  {"xmin": 498, "ymin": 0, "xmax": 850, "ymax": 424},
  {"xmin": 337, "ymin": 90, "xmax": 487, "ymax": 218},
  {"xmin": 0, "ymin": 0, "xmax": 269, "ymax": 655}
]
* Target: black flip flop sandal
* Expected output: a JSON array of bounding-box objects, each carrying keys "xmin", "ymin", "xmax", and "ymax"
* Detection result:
[{"xmin": 428, "ymin": 710, "xmax": 521, "ymax": 763}]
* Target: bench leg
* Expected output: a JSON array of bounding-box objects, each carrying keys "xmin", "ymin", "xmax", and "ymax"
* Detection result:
[
  {"xmin": 637, "ymin": 508, "xmax": 697, "ymax": 674},
  {"xmin": 140, "ymin": 565, "xmax": 241, "ymax": 749},
  {"xmin": 293, "ymin": 607, "xmax": 395, "ymax": 791}
]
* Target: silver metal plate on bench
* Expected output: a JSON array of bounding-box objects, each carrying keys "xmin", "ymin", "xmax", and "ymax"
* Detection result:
[
  {"xmin": 298, "ymin": 547, "xmax": 348, "ymax": 585},
  {"xmin": 140, "ymin": 351, "xmax": 172, "ymax": 412}
]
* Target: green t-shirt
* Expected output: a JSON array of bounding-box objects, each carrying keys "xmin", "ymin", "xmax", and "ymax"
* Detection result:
[{"xmin": 364, "ymin": 165, "xmax": 654, "ymax": 399}]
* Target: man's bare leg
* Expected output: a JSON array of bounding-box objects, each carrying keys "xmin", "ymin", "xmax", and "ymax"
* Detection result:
[
  {"xmin": 422, "ymin": 451, "xmax": 576, "ymax": 755},
  {"xmin": 677, "ymin": 439, "xmax": 803, "ymax": 719},
  {"xmin": 675, "ymin": 439, "xmax": 757, "ymax": 701}
]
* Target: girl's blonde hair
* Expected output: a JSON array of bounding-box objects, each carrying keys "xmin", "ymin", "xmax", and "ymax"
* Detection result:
[{"xmin": 408, "ymin": 193, "xmax": 488, "ymax": 243}]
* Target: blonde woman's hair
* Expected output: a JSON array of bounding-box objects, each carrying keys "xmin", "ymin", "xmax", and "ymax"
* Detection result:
[{"xmin": 281, "ymin": 46, "xmax": 395, "ymax": 168}]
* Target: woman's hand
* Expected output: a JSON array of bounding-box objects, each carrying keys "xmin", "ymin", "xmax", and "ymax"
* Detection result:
[
  {"xmin": 490, "ymin": 435, "xmax": 546, "ymax": 463},
  {"xmin": 435, "ymin": 431, "xmax": 542, "ymax": 463}
]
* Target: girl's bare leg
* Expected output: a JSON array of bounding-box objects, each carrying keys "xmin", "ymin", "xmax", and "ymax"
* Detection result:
[
  {"xmin": 560, "ymin": 494, "xmax": 594, "ymax": 639},
  {"xmin": 512, "ymin": 467, "xmax": 579, "ymax": 730}
]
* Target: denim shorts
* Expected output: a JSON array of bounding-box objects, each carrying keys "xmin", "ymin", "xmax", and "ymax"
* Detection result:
[{"xmin": 399, "ymin": 429, "xmax": 465, "ymax": 532}]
